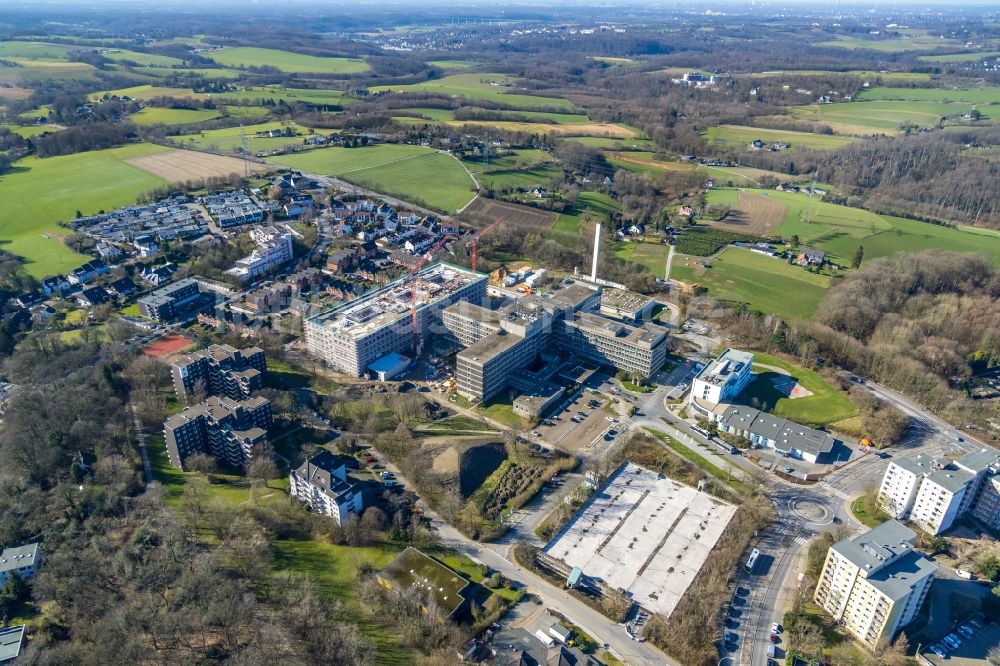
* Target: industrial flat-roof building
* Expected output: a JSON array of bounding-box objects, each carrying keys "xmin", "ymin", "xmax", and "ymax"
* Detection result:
[
  {"xmin": 814, "ymin": 520, "xmax": 936, "ymax": 648},
  {"xmin": 304, "ymin": 263, "xmax": 487, "ymax": 376},
  {"xmin": 599, "ymin": 288, "xmax": 656, "ymax": 322}
]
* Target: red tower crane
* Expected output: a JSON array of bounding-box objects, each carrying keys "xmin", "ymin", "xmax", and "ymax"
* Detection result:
[
  {"xmin": 466, "ymin": 217, "xmax": 503, "ymax": 272},
  {"xmin": 409, "ymin": 234, "xmax": 455, "ymax": 354}
]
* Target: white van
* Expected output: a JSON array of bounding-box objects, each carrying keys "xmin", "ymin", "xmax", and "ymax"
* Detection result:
[{"xmin": 957, "ymin": 569, "xmax": 974, "ymax": 580}]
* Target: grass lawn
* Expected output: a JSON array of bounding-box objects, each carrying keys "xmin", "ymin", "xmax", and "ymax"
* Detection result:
[
  {"xmin": 462, "ymin": 148, "xmax": 555, "ymax": 172},
  {"xmin": 270, "ymin": 145, "xmax": 476, "ymax": 213},
  {"xmin": 749, "ymin": 69, "xmax": 932, "ymax": 82},
  {"xmin": 790, "ymin": 99, "xmax": 992, "ymax": 134},
  {"xmin": 740, "ymin": 352, "xmax": 855, "ymax": 426},
  {"xmin": 815, "ymin": 35, "xmax": 962, "ymax": 53},
  {"xmin": 102, "ymin": 49, "xmax": 184, "ymax": 67},
  {"xmin": 478, "ymin": 397, "xmax": 524, "ymax": 428},
  {"xmin": 208, "ymin": 47, "xmax": 369, "ymax": 74},
  {"xmin": 704, "ymin": 124, "xmax": 857, "ymax": 150},
  {"xmin": 0, "ymin": 123, "xmax": 58, "ymax": 138},
  {"xmin": 672, "ymin": 247, "xmax": 830, "ymax": 320},
  {"xmin": 370, "ymin": 73, "xmax": 577, "ymax": 111},
  {"xmin": 173, "ymin": 120, "xmax": 313, "ymax": 152},
  {"xmin": 0, "ymin": 59, "xmax": 98, "ymax": 86},
  {"xmin": 856, "ymin": 85, "xmax": 1000, "ymax": 105},
  {"xmin": 711, "ymin": 188, "xmax": 1000, "ymax": 266},
  {"xmin": 477, "ymin": 163, "xmax": 562, "ymax": 191},
  {"xmin": 91, "ymin": 84, "xmax": 349, "ymax": 107},
  {"xmin": 427, "ymin": 59, "xmax": 480, "ymax": 69},
  {"xmin": 919, "ymin": 51, "xmax": 1000, "ymax": 63},
  {"xmin": 130, "ymin": 107, "xmax": 222, "ymax": 126},
  {"xmin": 552, "ymin": 191, "xmax": 619, "ymax": 233},
  {"xmin": 564, "ymin": 136, "xmax": 657, "ymax": 150},
  {"xmin": 613, "ymin": 242, "xmax": 668, "ymax": 277},
  {"xmin": 647, "ymin": 428, "xmax": 747, "ymax": 495},
  {"xmin": 851, "ymin": 495, "xmax": 890, "ymax": 528},
  {"xmin": 0, "ymin": 143, "xmax": 170, "ymax": 276}
]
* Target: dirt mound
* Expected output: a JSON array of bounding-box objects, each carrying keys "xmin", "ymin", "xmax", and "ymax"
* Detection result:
[{"xmin": 425, "ymin": 437, "xmax": 507, "ymax": 498}]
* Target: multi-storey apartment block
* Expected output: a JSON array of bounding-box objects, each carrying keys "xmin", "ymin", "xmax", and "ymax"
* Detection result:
[
  {"xmin": 304, "ymin": 263, "xmax": 487, "ymax": 376},
  {"xmin": 224, "ymin": 226, "xmax": 294, "ymax": 282},
  {"xmin": 814, "ymin": 520, "xmax": 936, "ymax": 648},
  {"xmin": 289, "ymin": 451, "xmax": 365, "ymax": 526},
  {"xmin": 877, "ymin": 447, "xmax": 1000, "ymax": 534},
  {"xmin": 0, "ymin": 543, "xmax": 40, "ymax": 585},
  {"xmin": 171, "ymin": 344, "xmax": 266, "ymax": 404},
  {"xmin": 164, "ymin": 395, "xmax": 272, "ymax": 470}
]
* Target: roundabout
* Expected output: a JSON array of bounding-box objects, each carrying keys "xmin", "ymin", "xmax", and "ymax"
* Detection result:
[{"xmin": 788, "ymin": 496, "xmax": 834, "ymax": 525}]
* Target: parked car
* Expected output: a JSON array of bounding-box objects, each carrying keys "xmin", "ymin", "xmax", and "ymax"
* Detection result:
[
  {"xmin": 929, "ymin": 644, "xmax": 948, "ymax": 658},
  {"xmin": 957, "ymin": 625, "xmax": 973, "ymax": 639},
  {"xmin": 772, "ymin": 623, "xmax": 781, "ymax": 634}
]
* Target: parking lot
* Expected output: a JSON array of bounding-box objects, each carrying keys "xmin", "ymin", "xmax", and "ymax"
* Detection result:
[
  {"xmin": 921, "ymin": 616, "xmax": 996, "ymax": 666},
  {"xmin": 534, "ymin": 388, "xmax": 621, "ymax": 454}
]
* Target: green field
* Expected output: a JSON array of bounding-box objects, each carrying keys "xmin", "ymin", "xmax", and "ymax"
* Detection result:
[
  {"xmin": 856, "ymin": 86, "xmax": 1000, "ymax": 105},
  {"xmin": 671, "ymin": 246, "xmax": 831, "ymax": 320},
  {"xmin": 706, "ymin": 188, "xmax": 1000, "ymax": 266},
  {"xmin": 476, "ymin": 163, "xmax": 562, "ymax": 191},
  {"xmin": 173, "ymin": 121, "xmax": 313, "ymax": 152},
  {"xmin": 789, "ymin": 99, "xmax": 989, "ymax": 134},
  {"xmin": 270, "ymin": 145, "xmax": 476, "ymax": 213},
  {"xmin": 0, "ymin": 59, "xmax": 97, "ymax": 86},
  {"xmin": 816, "ymin": 34, "xmax": 962, "ymax": 53},
  {"xmin": 552, "ymin": 191, "xmax": 619, "ymax": 234},
  {"xmin": 0, "ymin": 41, "xmax": 75, "ymax": 59},
  {"xmin": 705, "ymin": 124, "xmax": 857, "ymax": 150},
  {"xmin": 130, "ymin": 107, "xmax": 222, "ymax": 126},
  {"xmin": 614, "ymin": 241, "xmax": 668, "ymax": 276},
  {"xmin": 0, "ymin": 143, "xmax": 169, "ymax": 276},
  {"xmin": 741, "ymin": 351, "xmax": 855, "ymax": 426},
  {"xmin": 919, "ymin": 51, "xmax": 1000, "ymax": 63},
  {"xmin": 564, "ymin": 136, "xmax": 657, "ymax": 150},
  {"xmin": 92, "ymin": 84, "xmax": 348, "ymax": 107},
  {"xmin": 370, "ymin": 73, "xmax": 577, "ymax": 111},
  {"xmin": 102, "ymin": 49, "xmax": 184, "ymax": 67},
  {"xmin": 427, "ymin": 59, "xmax": 480, "ymax": 69},
  {"xmin": 750, "ymin": 69, "xmax": 931, "ymax": 82},
  {"xmin": 143, "ymin": 67, "xmax": 243, "ymax": 80},
  {"xmin": 1, "ymin": 124, "xmax": 58, "ymax": 138},
  {"xmin": 462, "ymin": 148, "xmax": 554, "ymax": 172},
  {"xmin": 208, "ymin": 47, "xmax": 369, "ymax": 74}
]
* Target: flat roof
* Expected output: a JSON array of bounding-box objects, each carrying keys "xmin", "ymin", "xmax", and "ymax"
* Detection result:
[
  {"xmin": 306, "ymin": 263, "xmax": 484, "ymax": 340},
  {"xmin": 956, "ymin": 447, "xmax": 1000, "ymax": 474},
  {"xmin": 369, "ymin": 351, "xmax": 411, "ymax": 374},
  {"xmin": 561, "ymin": 312, "xmax": 666, "ymax": 349},
  {"xmin": 832, "ymin": 520, "xmax": 938, "ymax": 599},
  {"xmin": 601, "ymin": 288, "xmax": 655, "ymax": 314},
  {"xmin": 379, "ymin": 547, "xmax": 469, "ymax": 617},
  {"xmin": 695, "ymin": 348, "xmax": 753, "ymax": 388},
  {"xmin": 457, "ymin": 330, "xmax": 525, "ymax": 365},
  {"xmin": 0, "ymin": 542, "xmax": 39, "ymax": 575},
  {"xmin": 925, "ymin": 467, "xmax": 976, "ymax": 494},
  {"xmin": 546, "ymin": 281, "xmax": 599, "ymax": 312},
  {"xmin": 544, "ymin": 462, "xmax": 737, "ymax": 617},
  {"xmin": 0, "ymin": 625, "xmax": 24, "ymax": 663}
]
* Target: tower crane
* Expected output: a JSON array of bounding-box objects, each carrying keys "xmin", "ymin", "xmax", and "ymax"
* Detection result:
[
  {"xmin": 465, "ymin": 217, "xmax": 502, "ymax": 272},
  {"xmin": 409, "ymin": 234, "xmax": 455, "ymax": 354}
]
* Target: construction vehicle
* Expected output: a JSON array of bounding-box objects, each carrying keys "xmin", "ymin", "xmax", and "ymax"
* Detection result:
[{"xmin": 515, "ymin": 283, "xmax": 533, "ymax": 296}]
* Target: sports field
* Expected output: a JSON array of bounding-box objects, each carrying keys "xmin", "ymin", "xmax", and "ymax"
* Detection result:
[
  {"xmin": 788, "ymin": 100, "xmax": 987, "ymax": 134},
  {"xmin": 856, "ymin": 86, "xmax": 1000, "ymax": 105},
  {"xmin": 370, "ymin": 73, "xmax": 577, "ymax": 111},
  {"xmin": 704, "ymin": 124, "xmax": 857, "ymax": 150},
  {"xmin": 130, "ymin": 107, "xmax": 222, "ymax": 126},
  {"xmin": 671, "ymin": 247, "xmax": 830, "ymax": 321},
  {"xmin": 741, "ymin": 352, "xmax": 855, "ymax": 426},
  {"xmin": 0, "ymin": 143, "xmax": 170, "ymax": 276},
  {"xmin": 270, "ymin": 145, "xmax": 476, "ymax": 213},
  {"xmin": 208, "ymin": 47, "xmax": 369, "ymax": 74},
  {"xmin": 706, "ymin": 188, "xmax": 1000, "ymax": 266}
]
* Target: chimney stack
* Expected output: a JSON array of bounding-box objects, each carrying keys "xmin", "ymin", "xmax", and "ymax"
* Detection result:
[{"xmin": 591, "ymin": 223, "xmax": 601, "ymax": 282}]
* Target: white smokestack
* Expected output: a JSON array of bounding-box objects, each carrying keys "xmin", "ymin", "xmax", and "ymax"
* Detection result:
[{"xmin": 591, "ymin": 223, "xmax": 601, "ymax": 282}]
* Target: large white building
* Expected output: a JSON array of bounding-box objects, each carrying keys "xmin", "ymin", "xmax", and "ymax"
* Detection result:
[
  {"xmin": 0, "ymin": 542, "xmax": 40, "ymax": 585},
  {"xmin": 877, "ymin": 448, "xmax": 1000, "ymax": 535},
  {"xmin": 689, "ymin": 348, "xmax": 754, "ymax": 417},
  {"xmin": 304, "ymin": 263, "xmax": 487, "ymax": 376},
  {"xmin": 814, "ymin": 520, "xmax": 936, "ymax": 648},
  {"xmin": 224, "ymin": 226, "xmax": 294, "ymax": 282},
  {"xmin": 289, "ymin": 451, "xmax": 365, "ymax": 526}
]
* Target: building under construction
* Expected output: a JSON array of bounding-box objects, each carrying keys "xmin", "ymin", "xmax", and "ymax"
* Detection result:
[{"xmin": 304, "ymin": 262, "xmax": 487, "ymax": 376}]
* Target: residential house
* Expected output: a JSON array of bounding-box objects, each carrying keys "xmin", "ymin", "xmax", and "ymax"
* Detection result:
[
  {"xmin": 796, "ymin": 248, "xmax": 825, "ymax": 266},
  {"xmin": 749, "ymin": 139, "xmax": 767, "ymax": 150},
  {"xmin": 67, "ymin": 259, "xmax": 109, "ymax": 285},
  {"xmin": 289, "ymin": 450, "xmax": 365, "ymax": 526},
  {"xmin": 76, "ymin": 285, "xmax": 111, "ymax": 308},
  {"xmin": 107, "ymin": 276, "xmax": 138, "ymax": 297},
  {"xmin": 141, "ymin": 263, "xmax": 178, "ymax": 286},
  {"xmin": 95, "ymin": 241, "xmax": 123, "ymax": 260},
  {"xmin": 0, "ymin": 542, "xmax": 40, "ymax": 585},
  {"xmin": 40, "ymin": 276, "xmax": 70, "ymax": 297},
  {"xmin": 133, "ymin": 234, "xmax": 159, "ymax": 258},
  {"xmin": 327, "ymin": 250, "xmax": 358, "ymax": 273}
]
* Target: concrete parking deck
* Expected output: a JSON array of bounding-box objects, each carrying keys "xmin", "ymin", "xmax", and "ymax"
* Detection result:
[{"xmin": 544, "ymin": 461, "xmax": 737, "ymax": 617}]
